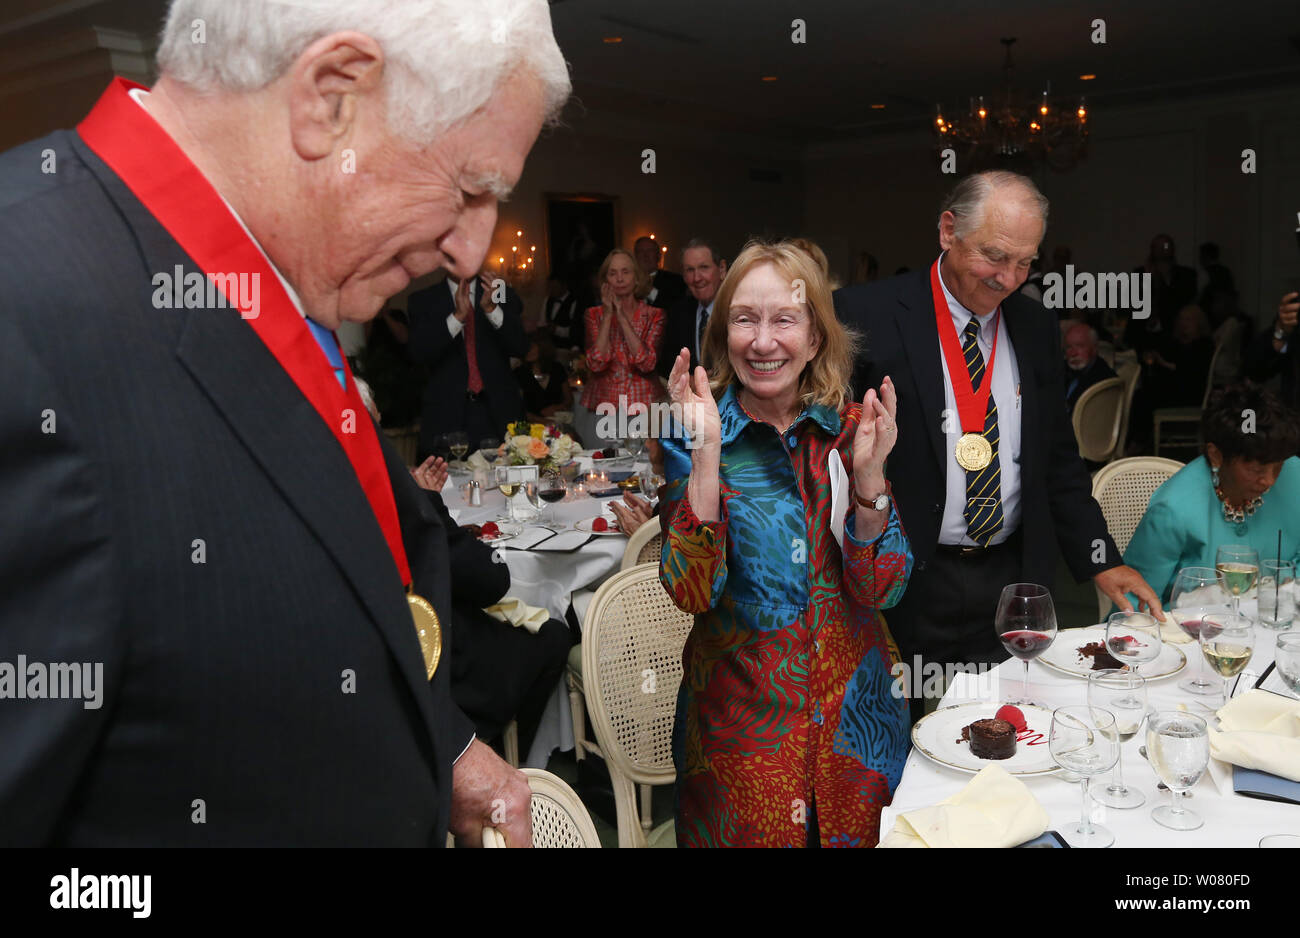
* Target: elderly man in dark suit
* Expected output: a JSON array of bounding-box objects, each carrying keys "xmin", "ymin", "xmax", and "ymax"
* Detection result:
[
  {"xmin": 1063, "ymin": 321, "xmax": 1117, "ymax": 416},
  {"xmin": 835, "ymin": 171, "xmax": 1162, "ymax": 716},
  {"xmin": 0, "ymin": 0, "xmax": 569, "ymax": 846},
  {"xmin": 408, "ymin": 271, "xmax": 529, "ymax": 459}
]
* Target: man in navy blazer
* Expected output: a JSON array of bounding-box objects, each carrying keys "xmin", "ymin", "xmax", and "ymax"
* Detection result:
[
  {"xmin": 835, "ymin": 172, "xmax": 1161, "ymax": 714},
  {"xmin": 0, "ymin": 0, "xmax": 569, "ymax": 845}
]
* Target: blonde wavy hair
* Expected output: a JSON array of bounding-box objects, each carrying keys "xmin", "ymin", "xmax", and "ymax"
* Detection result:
[
  {"xmin": 597, "ymin": 248, "xmax": 651, "ymax": 301},
  {"xmin": 701, "ymin": 239, "xmax": 859, "ymax": 411}
]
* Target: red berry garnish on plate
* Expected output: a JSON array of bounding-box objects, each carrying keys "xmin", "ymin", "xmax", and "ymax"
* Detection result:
[
  {"xmin": 995, "ymin": 705, "xmax": 1027, "ymax": 733},
  {"xmin": 591, "ymin": 517, "xmax": 608, "ymax": 532},
  {"xmin": 480, "ymin": 522, "xmax": 499, "ymax": 538},
  {"xmin": 592, "ymin": 452, "xmax": 603, "ymax": 460}
]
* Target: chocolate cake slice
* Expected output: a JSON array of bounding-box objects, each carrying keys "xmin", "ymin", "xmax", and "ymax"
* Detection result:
[
  {"xmin": 1078, "ymin": 640, "xmax": 1124, "ymax": 671},
  {"xmin": 967, "ymin": 718, "xmax": 1017, "ymax": 760}
]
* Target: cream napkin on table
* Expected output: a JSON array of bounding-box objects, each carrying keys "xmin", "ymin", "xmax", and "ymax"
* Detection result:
[
  {"xmin": 1204, "ymin": 690, "xmax": 1300, "ymax": 791},
  {"xmin": 482, "ymin": 597, "xmax": 550, "ymax": 634},
  {"xmin": 877, "ymin": 765, "xmax": 1050, "ymax": 848}
]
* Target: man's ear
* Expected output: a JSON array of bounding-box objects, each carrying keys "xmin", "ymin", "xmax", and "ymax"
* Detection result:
[
  {"xmin": 937, "ymin": 211, "xmax": 957, "ymax": 251},
  {"xmin": 287, "ymin": 31, "xmax": 385, "ymax": 161},
  {"xmin": 718, "ymin": 260, "xmax": 728, "ymax": 278}
]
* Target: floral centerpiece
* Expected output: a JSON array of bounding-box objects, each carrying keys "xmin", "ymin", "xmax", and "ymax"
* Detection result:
[{"xmin": 500, "ymin": 422, "xmax": 579, "ymax": 473}]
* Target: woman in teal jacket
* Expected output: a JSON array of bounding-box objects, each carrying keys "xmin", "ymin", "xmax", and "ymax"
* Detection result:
[{"xmin": 1124, "ymin": 384, "xmax": 1300, "ymax": 603}]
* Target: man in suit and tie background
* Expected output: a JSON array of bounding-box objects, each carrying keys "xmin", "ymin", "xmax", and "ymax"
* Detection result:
[
  {"xmin": 541, "ymin": 273, "xmax": 583, "ymax": 354},
  {"xmin": 408, "ymin": 271, "xmax": 529, "ymax": 460},
  {"xmin": 1063, "ymin": 322, "xmax": 1117, "ymax": 416},
  {"xmin": 0, "ymin": 0, "xmax": 570, "ymax": 846},
  {"xmin": 658, "ymin": 237, "xmax": 728, "ymax": 381},
  {"xmin": 835, "ymin": 171, "xmax": 1162, "ymax": 717},
  {"xmin": 634, "ymin": 235, "xmax": 687, "ymax": 309}
]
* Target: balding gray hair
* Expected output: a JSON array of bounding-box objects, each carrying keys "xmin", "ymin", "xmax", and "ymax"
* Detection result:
[
  {"xmin": 156, "ymin": 0, "xmax": 570, "ymax": 142},
  {"xmin": 938, "ymin": 170, "xmax": 1050, "ymax": 240},
  {"xmin": 682, "ymin": 237, "xmax": 725, "ymax": 266}
]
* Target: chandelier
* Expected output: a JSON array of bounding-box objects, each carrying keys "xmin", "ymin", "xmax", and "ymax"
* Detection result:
[{"xmin": 934, "ymin": 38, "xmax": 1089, "ymax": 172}]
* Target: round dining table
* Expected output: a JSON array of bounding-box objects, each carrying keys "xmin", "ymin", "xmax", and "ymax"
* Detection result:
[
  {"xmin": 441, "ymin": 454, "xmax": 652, "ymax": 766},
  {"xmin": 880, "ymin": 603, "xmax": 1300, "ymax": 848}
]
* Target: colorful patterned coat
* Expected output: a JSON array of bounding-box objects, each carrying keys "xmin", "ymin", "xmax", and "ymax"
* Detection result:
[{"xmin": 659, "ymin": 384, "xmax": 913, "ymax": 847}]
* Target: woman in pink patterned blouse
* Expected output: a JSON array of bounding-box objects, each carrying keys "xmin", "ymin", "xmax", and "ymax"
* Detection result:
[{"xmin": 582, "ymin": 249, "xmax": 666, "ymax": 422}]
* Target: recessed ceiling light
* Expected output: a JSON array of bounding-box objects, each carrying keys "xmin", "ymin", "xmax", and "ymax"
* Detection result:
[
  {"xmin": 603, "ymin": 36, "xmax": 622, "ymax": 44},
  {"xmin": 761, "ymin": 75, "xmax": 778, "ymax": 82},
  {"xmin": 871, "ymin": 104, "xmax": 886, "ymax": 109},
  {"xmin": 1079, "ymin": 74, "xmax": 1096, "ymax": 80}
]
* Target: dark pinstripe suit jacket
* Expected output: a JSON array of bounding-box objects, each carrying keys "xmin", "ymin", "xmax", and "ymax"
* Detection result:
[{"xmin": 0, "ymin": 128, "xmax": 474, "ymax": 845}]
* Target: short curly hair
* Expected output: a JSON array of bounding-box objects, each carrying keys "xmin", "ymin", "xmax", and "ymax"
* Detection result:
[{"xmin": 1202, "ymin": 382, "xmax": 1300, "ymax": 463}]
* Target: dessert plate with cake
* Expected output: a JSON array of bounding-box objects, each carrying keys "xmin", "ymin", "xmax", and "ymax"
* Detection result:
[
  {"xmin": 910, "ymin": 702, "xmax": 1059, "ymax": 776},
  {"xmin": 1037, "ymin": 626, "xmax": 1186, "ymax": 680}
]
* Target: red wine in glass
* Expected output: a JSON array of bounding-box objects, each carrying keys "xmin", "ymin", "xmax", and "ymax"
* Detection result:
[{"xmin": 1001, "ymin": 628, "xmax": 1056, "ymax": 660}]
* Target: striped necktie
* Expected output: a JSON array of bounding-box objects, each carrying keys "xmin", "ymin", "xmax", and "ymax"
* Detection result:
[{"xmin": 961, "ymin": 315, "xmax": 1004, "ymax": 545}]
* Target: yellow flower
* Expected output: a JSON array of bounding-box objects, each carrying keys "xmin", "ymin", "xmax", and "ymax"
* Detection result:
[{"xmin": 529, "ymin": 423, "xmax": 545, "ymax": 439}]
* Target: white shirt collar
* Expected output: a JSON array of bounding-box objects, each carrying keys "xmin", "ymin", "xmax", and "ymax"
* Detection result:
[{"xmin": 127, "ymin": 87, "xmax": 310, "ymax": 321}]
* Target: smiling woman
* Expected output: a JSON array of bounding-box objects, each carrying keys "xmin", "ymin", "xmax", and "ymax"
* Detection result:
[{"xmin": 658, "ymin": 240, "xmax": 915, "ymax": 847}]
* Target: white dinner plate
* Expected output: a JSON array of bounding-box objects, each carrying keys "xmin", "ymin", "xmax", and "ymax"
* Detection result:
[
  {"xmin": 910, "ymin": 702, "xmax": 1059, "ymax": 777},
  {"xmin": 1037, "ymin": 626, "xmax": 1186, "ymax": 681},
  {"xmin": 574, "ymin": 518, "xmax": 625, "ymax": 536}
]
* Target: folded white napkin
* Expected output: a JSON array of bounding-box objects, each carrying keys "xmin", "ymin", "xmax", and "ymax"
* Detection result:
[
  {"xmin": 1206, "ymin": 690, "xmax": 1300, "ymax": 790},
  {"xmin": 877, "ymin": 765, "xmax": 1049, "ymax": 848},
  {"xmin": 482, "ymin": 597, "xmax": 550, "ymax": 634},
  {"xmin": 828, "ymin": 450, "xmax": 849, "ymax": 549}
]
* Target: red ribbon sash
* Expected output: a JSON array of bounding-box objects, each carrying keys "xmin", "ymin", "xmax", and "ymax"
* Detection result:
[
  {"xmin": 930, "ymin": 258, "xmax": 1000, "ymax": 435},
  {"xmin": 78, "ymin": 78, "xmax": 413, "ymax": 586}
]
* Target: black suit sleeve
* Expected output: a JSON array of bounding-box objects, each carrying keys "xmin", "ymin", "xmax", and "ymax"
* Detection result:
[
  {"xmin": 422, "ymin": 490, "xmax": 511, "ymax": 609},
  {"xmin": 0, "ymin": 329, "xmax": 127, "ymax": 844},
  {"xmin": 1244, "ymin": 327, "xmax": 1292, "ymax": 384},
  {"xmin": 407, "ymin": 286, "xmax": 460, "ymax": 370},
  {"xmin": 484, "ymin": 288, "xmax": 529, "ymax": 361}
]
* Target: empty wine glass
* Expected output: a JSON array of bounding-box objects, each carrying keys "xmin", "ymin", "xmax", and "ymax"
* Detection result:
[
  {"xmin": 478, "ymin": 437, "xmax": 502, "ymax": 466},
  {"xmin": 1199, "ymin": 614, "xmax": 1254, "ymax": 703},
  {"xmin": 1259, "ymin": 560, "xmax": 1297, "ymax": 630},
  {"xmin": 1049, "ymin": 706, "xmax": 1120, "ymax": 848},
  {"xmin": 1274, "ymin": 633, "xmax": 1300, "ymax": 698},
  {"xmin": 1146, "ymin": 711, "xmax": 1210, "ymax": 831},
  {"xmin": 1105, "ymin": 611, "xmax": 1162, "ymax": 680},
  {"xmin": 1169, "ymin": 566, "xmax": 1230, "ymax": 696},
  {"xmin": 994, "ymin": 584, "xmax": 1057, "ymax": 706},
  {"xmin": 1215, "ymin": 544, "xmax": 1259, "ymax": 618},
  {"xmin": 1088, "ymin": 670, "xmax": 1147, "ymax": 809}
]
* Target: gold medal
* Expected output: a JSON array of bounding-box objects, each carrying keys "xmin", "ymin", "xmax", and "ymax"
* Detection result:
[
  {"xmin": 955, "ymin": 432, "xmax": 993, "ymax": 472},
  {"xmin": 407, "ymin": 592, "xmax": 443, "ymax": 680}
]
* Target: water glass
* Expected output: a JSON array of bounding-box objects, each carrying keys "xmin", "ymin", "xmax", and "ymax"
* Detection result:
[
  {"xmin": 1273, "ymin": 633, "xmax": 1300, "ymax": 697},
  {"xmin": 1146, "ymin": 711, "xmax": 1210, "ymax": 831},
  {"xmin": 1105, "ymin": 611, "xmax": 1162, "ymax": 679},
  {"xmin": 1258, "ymin": 560, "xmax": 1296, "ymax": 630}
]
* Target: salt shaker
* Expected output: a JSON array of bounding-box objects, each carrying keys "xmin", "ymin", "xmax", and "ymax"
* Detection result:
[{"xmin": 468, "ymin": 480, "xmax": 482, "ymax": 506}]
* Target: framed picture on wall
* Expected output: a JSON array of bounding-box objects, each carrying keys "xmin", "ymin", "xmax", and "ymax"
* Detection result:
[{"xmin": 544, "ymin": 192, "xmax": 620, "ymax": 303}]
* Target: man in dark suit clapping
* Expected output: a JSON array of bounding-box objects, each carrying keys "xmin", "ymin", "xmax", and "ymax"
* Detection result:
[
  {"xmin": 835, "ymin": 171, "xmax": 1162, "ymax": 716},
  {"xmin": 408, "ymin": 272, "xmax": 529, "ymax": 460}
]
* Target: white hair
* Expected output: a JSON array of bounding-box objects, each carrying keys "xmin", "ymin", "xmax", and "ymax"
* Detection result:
[
  {"xmin": 156, "ymin": 0, "xmax": 570, "ymax": 141},
  {"xmin": 938, "ymin": 170, "xmax": 1049, "ymax": 240}
]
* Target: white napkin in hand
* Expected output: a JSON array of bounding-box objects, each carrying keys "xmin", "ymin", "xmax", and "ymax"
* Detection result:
[
  {"xmin": 877, "ymin": 765, "xmax": 1049, "ymax": 848},
  {"xmin": 1206, "ymin": 690, "xmax": 1300, "ymax": 790},
  {"xmin": 482, "ymin": 597, "xmax": 550, "ymax": 634},
  {"xmin": 828, "ymin": 450, "xmax": 850, "ymax": 549}
]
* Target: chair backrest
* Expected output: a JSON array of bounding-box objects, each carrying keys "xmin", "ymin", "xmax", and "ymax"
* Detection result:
[
  {"xmin": 1091, "ymin": 456, "xmax": 1184, "ymax": 556},
  {"xmin": 1201, "ymin": 335, "xmax": 1227, "ymax": 408},
  {"xmin": 521, "ymin": 768, "xmax": 601, "ymax": 848},
  {"xmin": 582, "ymin": 564, "xmax": 691, "ymax": 790},
  {"xmin": 1071, "ymin": 377, "xmax": 1124, "ymax": 463},
  {"xmin": 620, "ymin": 520, "xmax": 663, "ymax": 571},
  {"xmin": 1113, "ymin": 359, "xmax": 1142, "ymax": 457}
]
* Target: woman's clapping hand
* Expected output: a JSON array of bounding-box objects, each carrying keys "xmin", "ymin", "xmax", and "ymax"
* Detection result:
[{"xmin": 667, "ymin": 347, "xmax": 720, "ymax": 455}]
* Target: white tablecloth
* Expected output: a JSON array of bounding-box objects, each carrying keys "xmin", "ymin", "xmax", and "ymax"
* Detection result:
[
  {"xmin": 881, "ymin": 612, "xmax": 1300, "ymax": 847},
  {"xmin": 442, "ymin": 458, "xmax": 644, "ymax": 766}
]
